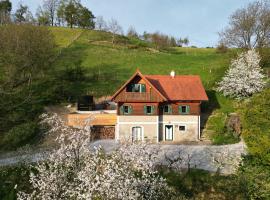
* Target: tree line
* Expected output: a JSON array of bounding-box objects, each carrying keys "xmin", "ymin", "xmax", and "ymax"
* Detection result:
[
  {"xmin": 0, "ymin": 0, "xmax": 190, "ymax": 50},
  {"xmin": 0, "ymin": 0, "xmax": 95, "ymax": 29}
]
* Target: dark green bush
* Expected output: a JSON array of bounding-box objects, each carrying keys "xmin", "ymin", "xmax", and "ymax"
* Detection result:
[
  {"xmin": 2, "ymin": 122, "xmax": 39, "ymax": 150},
  {"xmin": 238, "ymin": 88, "xmax": 270, "ymax": 199}
]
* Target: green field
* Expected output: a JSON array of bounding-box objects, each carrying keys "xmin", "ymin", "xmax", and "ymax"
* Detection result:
[
  {"xmin": 49, "ymin": 27, "xmax": 238, "ymax": 143},
  {"xmin": 50, "ymin": 27, "xmax": 232, "ymax": 95}
]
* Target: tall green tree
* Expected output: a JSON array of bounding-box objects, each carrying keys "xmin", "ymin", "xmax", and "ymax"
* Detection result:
[
  {"xmin": 77, "ymin": 5, "xmax": 94, "ymax": 29},
  {"xmin": 56, "ymin": 0, "xmax": 67, "ymax": 26},
  {"xmin": 0, "ymin": 0, "xmax": 12, "ymax": 25},
  {"xmin": 14, "ymin": 3, "xmax": 33, "ymax": 23},
  {"xmin": 0, "ymin": 24, "xmax": 55, "ymax": 134},
  {"xmin": 64, "ymin": 1, "xmax": 78, "ymax": 28}
]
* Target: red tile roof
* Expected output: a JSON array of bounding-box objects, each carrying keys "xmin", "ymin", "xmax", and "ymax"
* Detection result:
[{"xmin": 145, "ymin": 75, "xmax": 208, "ymax": 101}]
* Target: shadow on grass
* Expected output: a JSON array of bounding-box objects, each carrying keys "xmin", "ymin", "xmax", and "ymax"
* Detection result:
[
  {"xmin": 161, "ymin": 169, "xmax": 244, "ymax": 199},
  {"xmin": 200, "ymin": 90, "xmax": 220, "ymax": 130}
]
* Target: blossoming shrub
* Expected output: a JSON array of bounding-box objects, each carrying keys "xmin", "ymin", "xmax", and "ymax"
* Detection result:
[
  {"xmin": 217, "ymin": 49, "xmax": 266, "ymax": 99},
  {"xmin": 17, "ymin": 113, "xmax": 174, "ymax": 200}
]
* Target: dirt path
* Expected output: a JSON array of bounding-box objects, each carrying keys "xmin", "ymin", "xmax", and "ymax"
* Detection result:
[{"xmin": 0, "ymin": 140, "xmax": 247, "ymax": 175}]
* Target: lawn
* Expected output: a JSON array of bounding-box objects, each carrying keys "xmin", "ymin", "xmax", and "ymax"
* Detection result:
[
  {"xmin": 48, "ymin": 27, "xmax": 239, "ymax": 143},
  {"xmin": 49, "ymin": 27, "xmax": 84, "ymax": 49}
]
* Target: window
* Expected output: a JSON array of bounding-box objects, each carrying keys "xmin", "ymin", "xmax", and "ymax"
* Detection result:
[
  {"xmin": 144, "ymin": 105, "xmax": 154, "ymax": 114},
  {"xmin": 122, "ymin": 105, "xmax": 132, "ymax": 115},
  {"xmin": 163, "ymin": 105, "xmax": 172, "ymax": 114},
  {"xmin": 124, "ymin": 106, "xmax": 129, "ymax": 114},
  {"xmin": 179, "ymin": 105, "xmax": 190, "ymax": 114},
  {"xmin": 127, "ymin": 84, "xmax": 146, "ymax": 92},
  {"xmin": 179, "ymin": 125, "xmax": 186, "ymax": 131}
]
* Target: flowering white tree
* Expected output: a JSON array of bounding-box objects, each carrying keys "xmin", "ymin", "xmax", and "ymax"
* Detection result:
[
  {"xmin": 217, "ymin": 49, "xmax": 266, "ymax": 99},
  {"xmin": 18, "ymin": 113, "xmax": 174, "ymax": 200}
]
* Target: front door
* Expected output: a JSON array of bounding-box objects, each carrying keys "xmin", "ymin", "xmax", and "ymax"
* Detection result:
[
  {"xmin": 132, "ymin": 126, "xmax": 142, "ymax": 142},
  {"xmin": 165, "ymin": 125, "xmax": 173, "ymax": 141}
]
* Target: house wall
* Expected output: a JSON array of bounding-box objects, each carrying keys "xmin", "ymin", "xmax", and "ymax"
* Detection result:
[
  {"xmin": 159, "ymin": 102, "xmax": 201, "ymax": 115},
  {"xmin": 117, "ymin": 115, "xmax": 158, "ymax": 143},
  {"xmin": 117, "ymin": 102, "xmax": 159, "ymax": 115},
  {"xmin": 118, "ymin": 102, "xmax": 201, "ymax": 116},
  {"xmin": 116, "ymin": 115, "xmax": 200, "ymax": 143},
  {"xmin": 159, "ymin": 115, "xmax": 200, "ymax": 142}
]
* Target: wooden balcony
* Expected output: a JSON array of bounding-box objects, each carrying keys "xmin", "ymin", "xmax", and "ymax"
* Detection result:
[
  {"xmin": 124, "ymin": 92, "xmax": 150, "ymax": 101},
  {"xmin": 113, "ymin": 91, "xmax": 164, "ymax": 102}
]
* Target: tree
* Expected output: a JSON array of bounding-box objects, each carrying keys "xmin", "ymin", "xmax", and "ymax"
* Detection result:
[
  {"xmin": 64, "ymin": 0, "xmax": 78, "ymax": 28},
  {"xmin": 17, "ymin": 113, "xmax": 173, "ymax": 199},
  {"xmin": 170, "ymin": 36, "xmax": 177, "ymax": 47},
  {"xmin": 217, "ymin": 49, "xmax": 266, "ymax": 99},
  {"xmin": 177, "ymin": 37, "xmax": 189, "ymax": 47},
  {"xmin": 77, "ymin": 5, "xmax": 95, "ymax": 29},
  {"xmin": 0, "ymin": 0, "xmax": 12, "ymax": 25},
  {"xmin": 219, "ymin": 1, "xmax": 270, "ymax": 48},
  {"xmin": 107, "ymin": 18, "xmax": 123, "ymax": 44},
  {"xmin": 56, "ymin": 0, "xmax": 67, "ymax": 26},
  {"xmin": 0, "ymin": 24, "xmax": 55, "ymax": 132},
  {"xmin": 127, "ymin": 26, "xmax": 138, "ymax": 38},
  {"xmin": 150, "ymin": 32, "xmax": 171, "ymax": 50},
  {"xmin": 14, "ymin": 3, "xmax": 33, "ymax": 23},
  {"xmin": 216, "ymin": 42, "xmax": 228, "ymax": 53},
  {"xmin": 36, "ymin": 6, "xmax": 50, "ymax": 26},
  {"xmin": 95, "ymin": 15, "xmax": 107, "ymax": 31},
  {"xmin": 42, "ymin": 0, "xmax": 59, "ymax": 26}
]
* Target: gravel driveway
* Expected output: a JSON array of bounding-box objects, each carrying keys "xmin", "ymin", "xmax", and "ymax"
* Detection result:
[{"xmin": 0, "ymin": 140, "xmax": 247, "ymax": 174}]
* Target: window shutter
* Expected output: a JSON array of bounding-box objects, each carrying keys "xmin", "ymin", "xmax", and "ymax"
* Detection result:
[
  {"xmin": 151, "ymin": 105, "xmax": 155, "ymax": 114},
  {"xmin": 178, "ymin": 106, "xmax": 181, "ymax": 114},
  {"xmin": 168, "ymin": 105, "xmax": 172, "ymax": 114},
  {"xmin": 144, "ymin": 105, "xmax": 147, "ymax": 114},
  {"xmin": 141, "ymin": 84, "xmax": 146, "ymax": 92},
  {"xmin": 187, "ymin": 105, "xmax": 190, "ymax": 114},
  {"xmin": 128, "ymin": 105, "xmax": 133, "ymax": 114},
  {"xmin": 120, "ymin": 106, "xmax": 124, "ymax": 115}
]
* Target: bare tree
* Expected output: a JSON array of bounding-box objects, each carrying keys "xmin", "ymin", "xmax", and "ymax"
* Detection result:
[
  {"xmin": 42, "ymin": 0, "xmax": 59, "ymax": 26},
  {"xmin": 95, "ymin": 15, "xmax": 107, "ymax": 31},
  {"xmin": 127, "ymin": 25, "xmax": 138, "ymax": 38},
  {"xmin": 107, "ymin": 18, "xmax": 123, "ymax": 45},
  {"xmin": 219, "ymin": 0, "xmax": 270, "ymax": 48}
]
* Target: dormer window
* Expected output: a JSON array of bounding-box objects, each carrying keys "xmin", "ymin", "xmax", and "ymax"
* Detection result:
[{"xmin": 127, "ymin": 84, "xmax": 146, "ymax": 92}]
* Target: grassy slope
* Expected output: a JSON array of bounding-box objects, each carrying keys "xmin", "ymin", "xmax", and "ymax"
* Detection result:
[{"xmin": 49, "ymin": 27, "xmax": 237, "ymax": 143}]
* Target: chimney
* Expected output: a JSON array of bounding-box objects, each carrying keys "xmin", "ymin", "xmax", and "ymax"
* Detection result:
[{"xmin": 170, "ymin": 70, "xmax": 175, "ymax": 78}]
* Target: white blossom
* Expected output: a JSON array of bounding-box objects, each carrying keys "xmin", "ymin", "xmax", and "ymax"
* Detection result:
[
  {"xmin": 217, "ymin": 49, "xmax": 266, "ymax": 99},
  {"xmin": 18, "ymin": 113, "xmax": 172, "ymax": 200}
]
